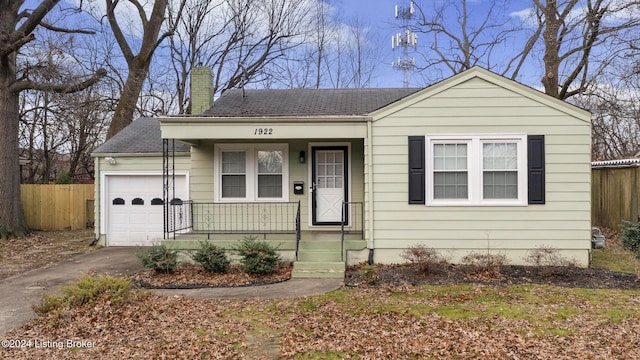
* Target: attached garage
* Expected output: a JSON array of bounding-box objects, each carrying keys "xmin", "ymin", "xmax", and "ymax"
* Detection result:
[
  {"xmin": 92, "ymin": 118, "xmax": 191, "ymax": 246},
  {"xmin": 105, "ymin": 174, "xmax": 187, "ymax": 246}
]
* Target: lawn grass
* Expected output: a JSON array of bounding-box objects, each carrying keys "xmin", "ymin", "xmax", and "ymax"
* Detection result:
[
  {"xmin": 6, "ymin": 228, "xmax": 640, "ymax": 359},
  {"xmin": 591, "ymin": 228, "xmax": 640, "ymax": 275},
  {"xmin": 592, "ymin": 246, "xmax": 640, "ymax": 274}
]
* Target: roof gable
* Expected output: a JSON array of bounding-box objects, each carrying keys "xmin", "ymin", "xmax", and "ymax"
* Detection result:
[
  {"xmin": 371, "ymin": 67, "xmax": 592, "ymax": 122},
  {"xmin": 204, "ymin": 88, "xmax": 421, "ymax": 117}
]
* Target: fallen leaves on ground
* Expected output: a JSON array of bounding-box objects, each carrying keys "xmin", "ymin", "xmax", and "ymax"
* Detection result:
[
  {"xmin": 345, "ymin": 262, "xmax": 640, "ymax": 290},
  {"xmin": 4, "ymin": 285, "xmax": 640, "ymax": 359},
  {"xmin": 0, "ymin": 230, "xmax": 96, "ymax": 280},
  {"xmin": 4, "ymin": 227, "xmax": 640, "ymax": 358},
  {"xmin": 132, "ymin": 264, "xmax": 292, "ymax": 288}
]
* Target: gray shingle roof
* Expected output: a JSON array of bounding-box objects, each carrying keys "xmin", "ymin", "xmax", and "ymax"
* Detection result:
[
  {"xmin": 93, "ymin": 118, "xmax": 190, "ymax": 154},
  {"xmin": 94, "ymin": 89, "xmax": 422, "ymax": 154},
  {"xmin": 204, "ymin": 88, "xmax": 422, "ymax": 117}
]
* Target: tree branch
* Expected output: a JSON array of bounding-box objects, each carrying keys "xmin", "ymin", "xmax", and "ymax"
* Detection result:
[
  {"xmin": 0, "ymin": 33, "xmax": 35, "ymax": 58},
  {"xmin": 14, "ymin": 0, "xmax": 62, "ymax": 42},
  {"xmin": 39, "ymin": 21, "xmax": 96, "ymax": 35},
  {"xmin": 129, "ymin": 0, "xmax": 149, "ymax": 28},
  {"xmin": 10, "ymin": 68, "xmax": 107, "ymax": 93},
  {"xmin": 106, "ymin": 0, "xmax": 134, "ymax": 62}
]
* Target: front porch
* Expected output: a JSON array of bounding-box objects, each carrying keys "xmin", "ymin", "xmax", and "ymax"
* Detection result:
[
  {"xmin": 163, "ymin": 201, "xmax": 367, "ymax": 278},
  {"xmin": 164, "ymin": 232, "xmax": 366, "ymax": 278}
]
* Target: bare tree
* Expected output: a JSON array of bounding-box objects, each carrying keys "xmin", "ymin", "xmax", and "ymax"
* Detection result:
[
  {"xmin": 266, "ymin": 5, "xmax": 380, "ymax": 89},
  {"xmin": 411, "ymin": 0, "xmax": 519, "ymax": 83},
  {"xmin": 331, "ymin": 17, "xmax": 381, "ymax": 88},
  {"xmin": 312, "ymin": 0, "xmax": 333, "ymax": 88},
  {"xmin": 166, "ymin": 0, "xmax": 227, "ymax": 114},
  {"xmin": 0, "ymin": 0, "xmax": 106, "ymax": 238},
  {"xmin": 211, "ymin": 0, "xmax": 309, "ymax": 94},
  {"xmin": 104, "ymin": 0, "xmax": 186, "ymax": 139},
  {"xmin": 166, "ymin": 0, "xmax": 311, "ymax": 112},
  {"xmin": 526, "ymin": 0, "xmax": 640, "ymax": 99},
  {"xmin": 575, "ymin": 64, "xmax": 640, "ymax": 160},
  {"xmin": 411, "ymin": 0, "xmax": 640, "ymax": 100},
  {"xmin": 17, "ymin": 30, "xmax": 110, "ymax": 184}
]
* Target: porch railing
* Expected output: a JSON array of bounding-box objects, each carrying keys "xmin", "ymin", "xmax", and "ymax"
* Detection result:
[
  {"xmin": 295, "ymin": 202, "xmax": 301, "ymax": 260},
  {"xmin": 166, "ymin": 201, "xmax": 301, "ymax": 240},
  {"xmin": 341, "ymin": 201, "xmax": 364, "ymax": 261}
]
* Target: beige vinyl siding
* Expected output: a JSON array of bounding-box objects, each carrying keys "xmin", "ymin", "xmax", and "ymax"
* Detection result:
[
  {"xmin": 370, "ymin": 76, "xmax": 591, "ymax": 265},
  {"xmin": 190, "ymin": 142, "xmax": 215, "ymax": 202},
  {"xmin": 93, "ymin": 154, "xmax": 191, "ymax": 244}
]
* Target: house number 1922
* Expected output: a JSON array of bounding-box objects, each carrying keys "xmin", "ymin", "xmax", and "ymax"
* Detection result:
[{"xmin": 254, "ymin": 128, "xmax": 273, "ymax": 135}]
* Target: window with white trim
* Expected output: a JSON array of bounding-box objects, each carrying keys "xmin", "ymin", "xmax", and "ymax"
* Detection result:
[
  {"xmin": 426, "ymin": 135, "xmax": 527, "ymax": 205},
  {"xmin": 215, "ymin": 144, "xmax": 289, "ymax": 201}
]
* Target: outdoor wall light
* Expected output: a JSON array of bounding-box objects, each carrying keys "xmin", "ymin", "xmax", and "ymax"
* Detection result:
[
  {"xmin": 299, "ymin": 151, "xmax": 306, "ymax": 164},
  {"xmin": 105, "ymin": 157, "xmax": 117, "ymax": 165}
]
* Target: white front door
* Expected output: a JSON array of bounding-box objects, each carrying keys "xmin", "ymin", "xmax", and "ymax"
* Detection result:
[{"xmin": 312, "ymin": 147, "xmax": 348, "ymax": 225}]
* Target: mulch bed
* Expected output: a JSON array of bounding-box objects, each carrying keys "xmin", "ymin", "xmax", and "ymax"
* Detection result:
[
  {"xmin": 132, "ymin": 261, "xmax": 640, "ymax": 290},
  {"xmin": 133, "ymin": 263, "xmax": 293, "ymax": 289},
  {"xmin": 345, "ymin": 262, "xmax": 640, "ymax": 289}
]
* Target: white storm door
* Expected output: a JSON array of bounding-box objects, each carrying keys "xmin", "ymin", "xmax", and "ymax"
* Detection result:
[{"xmin": 312, "ymin": 147, "xmax": 348, "ymax": 225}]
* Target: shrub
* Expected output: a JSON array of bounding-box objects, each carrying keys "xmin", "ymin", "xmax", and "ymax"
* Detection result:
[
  {"xmin": 234, "ymin": 236, "xmax": 281, "ymax": 275},
  {"xmin": 460, "ymin": 252, "xmax": 506, "ymax": 278},
  {"xmin": 400, "ymin": 244, "xmax": 448, "ymax": 274},
  {"xmin": 620, "ymin": 221, "xmax": 640, "ymax": 253},
  {"xmin": 192, "ymin": 242, "xmax": 230, "ymax": 273},
  {"xmin": 33, "ymin": 274, "xmax": 134, "ymax": 316},
  {"xmin": 524, "ymin": 246, "xmax": 577, "ymax": 277},
  {"xmin": 33, "ymin": 294, "xmax": 66, "ymax": 316},
  {"xmin": 136, "ymin": 244, "xmax": 178, "ymax": 273},
  {"xmin": 524, "ymin": 246, "xmax": 576, "ymax": 267},
  {"xmin": 54, "ymin": 172, "xmax": 73, "ymax": 184}
]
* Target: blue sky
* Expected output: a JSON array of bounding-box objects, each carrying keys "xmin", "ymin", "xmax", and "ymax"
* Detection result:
[
  {"xmin": 334, "ymin": 0, "xmax": 540, "ymax": 88},
  {"xmin": 23, "ymin": 0, "xmax": 553, "ymax": 89},
  {"xmin": 336, "ymin": 0, "xmax": 417, "ymax": 87}
]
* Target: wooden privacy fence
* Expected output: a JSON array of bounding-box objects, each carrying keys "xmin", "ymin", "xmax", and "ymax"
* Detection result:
[
  {"xmin": 591, "ymin": 165, "xmax": 640, "ymax": 229},
  {"xmin": 20, "ymin": 184, "xmax": 95, "ymax": 231}
]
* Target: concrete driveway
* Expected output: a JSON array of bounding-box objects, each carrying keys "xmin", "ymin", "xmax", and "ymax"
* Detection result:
[
  {"xmin": 0, "ymin": 247, "xmax": 144, "ymax": 336},
  {"xmin": 0, "ymin": 247, "xmax": 344, "ymax": 337}
]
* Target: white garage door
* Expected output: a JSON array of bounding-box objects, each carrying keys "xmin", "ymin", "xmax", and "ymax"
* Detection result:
[{"xmin": 106, "ymin": 175, "xmax": 187, "ymax": 246}]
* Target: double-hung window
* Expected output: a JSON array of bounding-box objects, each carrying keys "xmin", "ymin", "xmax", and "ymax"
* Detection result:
[
  {"xmin": 426, "ymin": 135, "xmax": 526, "ymax": 205},
  {"xmin": 221, "ymin": 151, "xmax": 247, "ymax": 198},
  {"xmin": 216, "ymin": 144, "xmax": 288, "ymax": 202}
]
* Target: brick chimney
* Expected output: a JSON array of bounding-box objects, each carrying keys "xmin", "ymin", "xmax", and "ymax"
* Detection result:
[{"xmin": 190, "ymin": 66, "xmax": 213, "ymax": 114}]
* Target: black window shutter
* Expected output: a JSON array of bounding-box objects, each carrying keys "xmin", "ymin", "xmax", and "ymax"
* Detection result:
[
  {"xmin": 408, "ymin": 136, "xmax": 425, "ymax": 204},
  {"xmin": 528, "ymin": 135, "xmax": 545, "ymax": 204}
]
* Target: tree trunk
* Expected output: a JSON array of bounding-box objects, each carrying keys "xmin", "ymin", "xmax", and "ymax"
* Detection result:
[
  {"xmin": 540, "ymin": 1, "xmax": 561, "ymax": 98},
  {"xmin": 106, "ymin": 66, "xmax": 148, "ymax": 139},
  {"xmin": 0, "ymin": 52, "xmax": 29, "ymax": 238}
]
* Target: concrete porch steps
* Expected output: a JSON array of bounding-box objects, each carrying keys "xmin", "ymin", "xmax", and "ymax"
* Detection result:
[
  {"xmin": 291, "ymin": 261, "xmax": 345, "ymax": 279},
  {"xmin": 292, "ymin": 238, "xmax": 345, "ymax": 279}
]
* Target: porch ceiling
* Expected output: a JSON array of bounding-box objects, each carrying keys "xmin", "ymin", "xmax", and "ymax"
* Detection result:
[{"xmin": 159, "ymin": 116, "xmax": 369, "ymax": 140}]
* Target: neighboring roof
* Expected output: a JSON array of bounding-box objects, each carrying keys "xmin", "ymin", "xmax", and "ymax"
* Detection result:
[
  {"xmin": 592, "ymin": 158, "xmax": 640, "ymax": 168},
  {"xmin": 204, "ymin": 88, "xmax": 422, "ymax": 117},
  {"xmin": 92, "ymin": 118, "xmax": 190, "ymax": 155}
]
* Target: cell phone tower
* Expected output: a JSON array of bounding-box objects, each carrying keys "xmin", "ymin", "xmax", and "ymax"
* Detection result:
[{"xmin": 391, "ymin": 1, "xmax": 417, "ymax": 87}]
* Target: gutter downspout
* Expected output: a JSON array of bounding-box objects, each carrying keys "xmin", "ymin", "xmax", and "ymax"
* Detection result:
[{"xmin": 367, "ymin": 119, "xmax": 375, "ymax": 264}]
